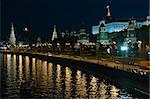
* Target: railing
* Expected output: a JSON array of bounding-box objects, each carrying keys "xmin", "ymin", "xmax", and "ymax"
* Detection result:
[{"xmin": 52, "ymin": 54, "xmax": 149, "ymax": 76}]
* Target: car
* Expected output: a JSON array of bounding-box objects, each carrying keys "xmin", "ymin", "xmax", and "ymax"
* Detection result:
[
  {"xmin": 128, "ymin": 62, "xmax": 134, "ymax": 65},
  {"xmin": 143, "ymin": 66, "xmax": 150, "ymax": 70},
  {"xmin": 47, "ymin": 52, "xmax": 52, "ymax": 56},
  {"xmin": 134, "ymin": 63, "xmax": 139, "ymax": 66},
  {"xmin": 115, "ymin": 61, "xmax": 121, "ymax": 64}
]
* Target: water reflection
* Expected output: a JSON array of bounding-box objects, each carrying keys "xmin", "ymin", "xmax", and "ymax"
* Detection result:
[
  {"xmin": 47, "ymin": 62, "xmax": 54, "ymax": 97},
  {"xmin": 32, "ymin": 58, "xmax": 36, "ymax": 81},
  {"xmin": 76, "ymin": 70, "xmax": 88, "ymax": 98},
  {"xmin": 25, "ymin": 56, "xmax": 30, "ymax": 81},
  {"xmin": 6, "ymin": 54, "xmax": 18, "ymax": 98},
  {"xmin": 3, "ymin": 54, "xmax": 7, "ymax": 66},
  {"xmin": 65, "ymin": 67, "xmax": 72, "ymax": 98},
  {"xmin": 37, "ymin": 61, "xmax": 48, "ymax": 97},
  {"xmin": 89, "ymin": 76, "xmax": 99, "ymax": 98},
  {"xmin": 18, "ymin": 55, "xmax": 23, "ymax": 82},
  {"xmin": 99, "ymin": 82, "xmax": 107, "ymax": 99},
  {"xmin": 1, "ymin": 54, "xmax": 132, "ymax": 98},
  {"xmin": 109, "ymin": 85, "xmax": 120, "ymax": 99},
  {"xmin": 55, "ymin": 64, "xmax": 62, "ymax": 97}
]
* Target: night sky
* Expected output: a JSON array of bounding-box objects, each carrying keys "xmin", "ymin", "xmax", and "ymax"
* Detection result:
[{"xmin": 1, "ymin": 0, "xmax": 149, "ymax": 41}]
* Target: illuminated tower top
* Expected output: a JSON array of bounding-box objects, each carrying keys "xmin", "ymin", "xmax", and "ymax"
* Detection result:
[
  {"xmin": 51, "ymin": 25, "xmax": 58, "ymax": 41},
  {"xmin": 106, "ymin": 5, "xmax": 111, "ymax": 17},
  {"xmin": 9, "ymin": 23, "xmax": 16, "ymax": 46}
]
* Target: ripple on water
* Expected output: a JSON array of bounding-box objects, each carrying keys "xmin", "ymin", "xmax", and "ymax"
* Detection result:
[{"xmin": 1, "ymin": 54, "xmax": 135, "ymax": 98}]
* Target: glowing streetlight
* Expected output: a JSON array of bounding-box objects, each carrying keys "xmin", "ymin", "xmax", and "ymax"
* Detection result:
[
  {"xmin": 121, "ymin": 46, "xmax": 128, "ymax": 51},
  {"xmin": 24, "ymin": 27, "xmax": 29, "ymax": 32}
]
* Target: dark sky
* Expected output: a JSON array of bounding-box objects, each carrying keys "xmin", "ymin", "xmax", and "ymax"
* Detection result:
[{"xmin": 1, "ymin": 0, "xmax": 149, "ymax": 40}]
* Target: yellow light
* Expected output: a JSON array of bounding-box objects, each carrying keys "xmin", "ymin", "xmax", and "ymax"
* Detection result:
[
  {"xmin": 19, "ymin": 55, "xmax": 23, "ymax": 81},
  {"xmin": 24, "ymin": 27, "xmax": 29, "ymax": 32}
]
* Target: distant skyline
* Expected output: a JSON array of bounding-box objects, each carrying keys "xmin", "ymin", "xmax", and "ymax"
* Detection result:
[{"xmin": 1, "ymin": 0, "xmax": 149, "ymax": 41}]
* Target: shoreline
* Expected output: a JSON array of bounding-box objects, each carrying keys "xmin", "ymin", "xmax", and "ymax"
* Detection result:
[
  {"xmin": 0, "ymin": 50, "xmax": 149, "ymax": 96},
  {"xmin": 1, "ymin": 50, "xmax": 149, "ymax": 75}
]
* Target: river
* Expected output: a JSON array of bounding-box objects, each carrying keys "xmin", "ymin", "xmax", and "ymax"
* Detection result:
[{"xmin": 0, "ymin": 53, "xmax": 147, "ymax": 98}]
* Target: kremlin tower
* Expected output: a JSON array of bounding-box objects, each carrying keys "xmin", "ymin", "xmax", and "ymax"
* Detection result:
[
  {"xmin": 51, "ymin": 25, "xmax": 58, "ymax": 41},
  {"xmin": 9, "ymin": 23, "xmax": 16, "ymax": 46},
  {"xmin": 105, "ymin": 4, "xmax": 113, "ymax": 21},
  {"xmin": 125, "ymin": 18, "xmax": 137, "ymax": 44},
  {"xmin": 106, "ymin": 5, "xmax": 111, "ymax": 17}
]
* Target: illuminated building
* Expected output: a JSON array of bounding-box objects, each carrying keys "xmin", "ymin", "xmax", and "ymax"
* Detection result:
[
  {"xmin": 74, "ymin": 24, "xmax": 90, "ymax": 49},
  {"xmin": 121, "ymin": 18, "xmax": 138, "ymax": 56},
  {"xmin": 92, "ymin": 5, "xmax": 143, "ymax": 34},
  {"xmin": 61, "ymin": 31, "xmax": 79, "ymax": 38},
  {"xmin": 97, "ymin": 23, "xmax": 112, "ymax": 45},
  {"xmin": 9, "ymin": 23, "xmax": 16, "ymax": 46},
  {"xmin": 36, "ymin": 37, "xmax": 41, "ymax": 47},
  {"xmin": 143, "ymin": 15, "xmax": 150, "ymax": 26},
  {"xmin": 77, "ymin": 24, "xmax": 89, "ymax": 45},
  {"xmin": 51, "ymin": 25, "xmax": 58, "ymax": 41},
  {"xmin": 61, "ymin": 32, "xmax": 65, "ymax": 38},
  {"xmin": 124, "ymin": 18, "xmax": 137, "ymax": 44}
]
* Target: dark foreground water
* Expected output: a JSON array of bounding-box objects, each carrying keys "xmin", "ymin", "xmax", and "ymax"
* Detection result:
[{"xmin": 0, "ymin": 53, "xmax": 146, "ymax": 98}]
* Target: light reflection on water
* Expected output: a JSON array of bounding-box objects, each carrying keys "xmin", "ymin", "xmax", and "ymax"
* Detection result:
[
  {"xmin": 6, "ymin": 54, "xmax": 18, "ymax": 98},
  {"xmin": 32, "ymin": 58, "xmax": 36, "ymax": 81},
  {"xmin": 56, "ymin": 64, "xmax": 62, "ymax": 97},
  {"xmin": 1, "ymin": 54, "xmax": 132, "ymax": 98},
  {"xmin": 19, "ymin": 55, "xmax": 23, "ymax": 82},
  {"xmin": 89, "ymin": 76, "xmax": 98, "ymax": 98},
  {"xmin": 65, "ymin": 67, "xmax": 72, "ymax": 98},
  {"xmin": 25, "ymin": 56, "xmax": 30, "ymax": 82}
]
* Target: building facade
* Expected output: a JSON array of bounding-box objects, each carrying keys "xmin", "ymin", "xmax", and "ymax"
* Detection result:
[
  {"xmin": 77, "ymin": 28, "xmax": 89, "ymax": 45},
  {"xmin": 92, "ymin": 4, "xmax": 143, "ymax": 34},
  {"xmin": 96, "ymin": 23, "xmax": 112, "ymax": 45},
  {"xmin": 143, "ymin": 15, "xmax": 150, "ymax": 26},
  {"xmin": 92, "ymin": 20, "xmax": 143, "ymax": 34},
  {"xmin": 124, "ymin": 18, "xmax": 137, "ymax": 44}
]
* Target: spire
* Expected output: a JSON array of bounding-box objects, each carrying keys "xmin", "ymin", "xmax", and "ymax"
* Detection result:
[
  {"xmin": 51, "ymin": 25, "xmax": 58, "ymax": 41},
  {"xmin": 11, "ymin": 22, "xmax": 14, "ymax": 34},
  {"xmin": 9, "ymin": 22, "xmax": 16, "ymax": 46},
  {"xmin": 106, "ymin": 5, "xmax": 111, "ymax": 17},
  {"xmin": 53, "ymin": 25, "xmax": 56, "ymax": 32}
]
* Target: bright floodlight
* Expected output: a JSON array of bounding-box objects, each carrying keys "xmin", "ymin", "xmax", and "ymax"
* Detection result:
[
  {"xmin": 107, "ymin": 48, "xmax": 111, "ymax": 54},
  {"xmin": 121, "ymin": 46, "xmax": 128, "ymax": 51},
  {"xmin": 24, "ymin": 27, "xmax": 29, "ymax": 32}
]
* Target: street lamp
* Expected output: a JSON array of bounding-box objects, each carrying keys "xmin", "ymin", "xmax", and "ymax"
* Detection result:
[
  {"xmin": 121, "ymin": 46, "xmax": 128, "ymax": 51},
  {"xmin": 120, "ymin": 45, "xmax": 128, "ymax": 56}
]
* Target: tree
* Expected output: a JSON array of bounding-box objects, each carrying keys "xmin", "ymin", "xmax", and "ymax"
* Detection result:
[{"xmin": 137, "ymin": 25, "xmax": 149, "ymax": 45}]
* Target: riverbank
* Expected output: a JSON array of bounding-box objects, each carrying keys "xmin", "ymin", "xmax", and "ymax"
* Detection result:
[
  {"xmin": 0, "ymin": 50, "xmax": 149, "ymax": 96},
  {"xmin": 1, "ymin": 50, "xmax": 149, "ymax": 75}
]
